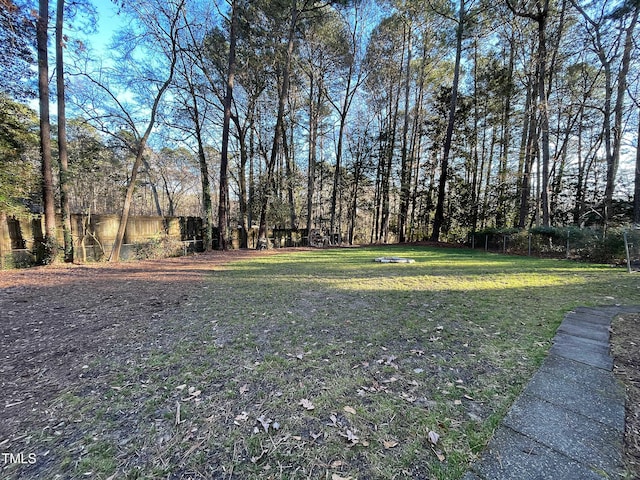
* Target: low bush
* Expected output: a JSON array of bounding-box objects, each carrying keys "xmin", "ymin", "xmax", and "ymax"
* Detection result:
[{"xmin": 132, "ymin": 235, "xmax": 183, "ymax": 260}]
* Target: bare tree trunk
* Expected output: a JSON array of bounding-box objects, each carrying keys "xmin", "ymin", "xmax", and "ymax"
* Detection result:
[
  {"xmin": 398, "ymin": 20, "xmax": 412, "ymax": 243},
  {"xmin": 633, "ymin": 100, "xmax": 640, "ymax": 227},
  {"xmin": 37, "ymin": 0, "xmax": 57, "ymax": 263},
  {"xmin": 431, "ymin": 0, "xmax": 464, "ymax": 242},
  {"xmin": 194, "ymin": 99, "xmax": 213, "ymax": 251},
  {"xmin": 507, "ymin": 0, "xmax": 551, "ymax": 228},
  {"xmin": 218, "ymin": 0, "xmax": 238, "ymax": 251},
  {"xmin": 537, "ymin": 1, "xmax": 551, "ymax": 227},
  {"xmin": 56, "ymin": 0, "xmax": 73, "ymax": 262},
  {"xmin": 519, "ymin": 94, "xmax": 538, "ymax": 228},
  {"xmin": 482, "ymin": 130, "xmax": 497, "ymax": 228},
  {"xmin": 381, "ymin": 91, "xmax": 399, "ymax": 243},
  {"xmin": 283, "ymin": 117, "xmax": 297, "ymax": 231},
  {"xmin": 606, "ymin": 5, "xmax": 638, "ymax": 227},
  {"xmin": 514, "ymin": 67, "xmax": 532, "ymax": 227},
  {"xmin": 372, "ymin": 123, "xmax": 384, "ymax": 242},
  {"xmin": 235, "ymin": 119, "xmax": 249, "ymax": 248},
  {"xmin": 409, "ymin": 37, "xmax": 429, "ymax": 240},
  {"xmin": 348, "ymin": 154, "xmax": 363, "ymax": 245},
  {"xmin": 634, "ymin": 104, "xmax": 640, "ymax": 226},
  {"xmin": 470, "ymin": 38, "xmax": 483, "ymax": 232},
  {"xmin": 142, "ymin": 157, "xmax": 163, "ymax": 217},
  {"xmin": 496, "ymin": 40, "xmax": 514, "ymax": 228},
  {"xmin": 329, "ymin": 66, "xmax": 357, "ymax": 239},
  {"xmin": 306, "ymin": 77, "xmax": 321, "ymax": 240},
  {"xmin": 573, "ymin": 113, "xmax": 586, "ymax": 225},
  {"xmin": 258, "ymin": 1, "xmax": 300, "ymax": 248}
]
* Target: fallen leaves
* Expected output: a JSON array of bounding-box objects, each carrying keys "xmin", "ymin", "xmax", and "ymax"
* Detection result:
[
  {"xmin": 428, "ymin": 429, "xmax": 446, "ymax": 462},
  {"xmin": 359, "ymin": 380, "xmax": 388, "ymax": 393},
  {"xmin": 176, "ymin": 384, "xmax": 202, "ymax": 402},
  {"xmin": 343, "ymin": 406, "xmax": 357, "ymax": 415},
  {"xmin": 210, "ymin": 346, "xmax": 449, "ymax": 471},
  {"xmin": 434, "ymin": 449, "xmax": 446, "ymax": 462},
  {"xmin": 255, "ymin": 414, "xmax": 274, "ymax": 433},
  {"xmin": 377, "ymin": 355, "xmax": 399, "ymax": 369},
  {"xmin": 234, "ymin": 411, "xmax": 249, "ymax": 425},
  {"xmin": 339, "ymin": 428, "xmax": 360, "ymax": 445},
  {"xmin": 331, "ymin": 474, "xmax": 354, "ymax": 480},
  {"xmin": 327, "ymin": 414, "xmax": 341, "ymax": 428},
  {"xmin": 299, "ymin": 398, "xmax": 315, "ymax": 410},
  {"xmin": 383, "ymin": 439, "xmax": 399, "ymax": 449},
  {"xmin": 286, "ymin": 351, "xmax": 309, "ymax": 360}
]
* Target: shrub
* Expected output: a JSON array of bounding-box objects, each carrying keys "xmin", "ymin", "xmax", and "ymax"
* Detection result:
[
  {"xmin": 576, "ymin": 229, "xmax": 626, "ymax": 264},
  {"xmin": 132, "ymin": 235, "xmax": 183, "ymax": 260}
]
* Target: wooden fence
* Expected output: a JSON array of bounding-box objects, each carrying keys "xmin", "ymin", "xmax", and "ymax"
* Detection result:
[
  {"xmin": 0, "ymin": 214, "xmax": 202, "ymax": 265},
  {"xmin": 0, "ymin": 214, "xmax": 313, "ymax": 266}
]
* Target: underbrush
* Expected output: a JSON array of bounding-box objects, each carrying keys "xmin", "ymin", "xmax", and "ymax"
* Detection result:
[{"xmin": 132, "ymin": 235, "xmax": 183, "ymax": 260}]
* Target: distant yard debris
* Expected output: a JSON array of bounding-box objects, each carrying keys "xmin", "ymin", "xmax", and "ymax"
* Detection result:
[{"xmin": 374, "ymin": 256, "xmax": 415, "ymax": 263}]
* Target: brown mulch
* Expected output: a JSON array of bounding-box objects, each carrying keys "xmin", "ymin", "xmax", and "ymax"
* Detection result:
[{"xmin": 611, "ymin": 313, "xmax": 640, "ymax": 478}]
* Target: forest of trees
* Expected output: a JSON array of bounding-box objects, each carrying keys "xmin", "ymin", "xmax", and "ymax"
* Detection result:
[{"xmin": 1, "ymin": 0, "xmax": 639, "ymax": 261}]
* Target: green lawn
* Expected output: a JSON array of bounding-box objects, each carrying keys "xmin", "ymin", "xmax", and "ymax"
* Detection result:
[{"xmin": 25, "ymin": 246, "xmax": 640, "ymax": 479}]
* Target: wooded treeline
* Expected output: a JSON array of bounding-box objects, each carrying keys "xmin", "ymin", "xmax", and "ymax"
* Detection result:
[{"xmin": 1, "ymin": 0, "xmax": 639, "ymax": 261}]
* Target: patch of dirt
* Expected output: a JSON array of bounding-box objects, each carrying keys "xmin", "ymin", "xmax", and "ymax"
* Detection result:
[
  {"xmin": 0, "ymin": 249, "xmax": 299, "ymax": 473},
  {"xmin": 611, "ymin": 313, "xmax": 640, "ymax": 478}
]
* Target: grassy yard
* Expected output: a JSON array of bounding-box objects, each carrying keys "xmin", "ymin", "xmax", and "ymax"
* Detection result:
[{"xmin": 7, "ymin": 246, "xmax": 640, "ymax": 480}]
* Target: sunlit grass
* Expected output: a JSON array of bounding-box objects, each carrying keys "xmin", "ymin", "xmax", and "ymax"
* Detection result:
[{"xmin": 328, "ymin": 272, "xmax": 586, "ymax": 291}]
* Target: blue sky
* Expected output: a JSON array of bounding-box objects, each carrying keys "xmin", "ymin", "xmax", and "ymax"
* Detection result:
[{"xmin": 90, "ymin": 1, "xmax": 121, "ymax": 51}]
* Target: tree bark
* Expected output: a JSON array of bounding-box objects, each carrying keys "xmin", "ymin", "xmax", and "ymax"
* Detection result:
[
  {"xmin": 380, "ymin": 87, "xmax": 399, "ymax": 243},
  {"xmin": 506, "ymin": 0, "xmax": 551, "ymax": 228},
  {"xmin": 56, "ymin": 0, "xmax": 73, "ymax": 262},
  {"xmin": 283, "ymin": 116, "xmax": 297, "ymax": 231},
  {"xmin": 431, "ymin": 0, "xmax": 464, "ymax": 242},
  {"xmin": 328, "ymin": 58, "xmax": 355, "ymax": 240},
  {"xmin": 218, "ymin": 0, "xmax": 238, "ymax": 251},
  {"xmin": 496, "ymin": 39, "xmax": 514, "ymax": 228},
  {"xmin": 257, "ymin": 0, "xmax": 300, "ymax": 248},
  {"xmin": 536, "ymin": 1, "xmax": 551, "ymax": 227},
  {"xmin": 232, "ymin": 113, "xmax": 250, "ymax": 248},
  {"xmin": 606, "ymin": 4, "xmax": 638, "ymax": 227},
  {"xmin": 192, "ymin": 92, "xmax": 213, "ymax": 251},
  {"xmin": 634, "ymin": 103, "xmax": 640, "ymax": 226},
  {"xmin": 37, "ymin": 0, "xmax": 57, "ymax": 263},
  {"xmin": 398, "ymin": 20, "xmax": 412, "ymax": 243},
  {"xmin": 306, "ymin": 76, "xmax": 320, "ymax": 240}
]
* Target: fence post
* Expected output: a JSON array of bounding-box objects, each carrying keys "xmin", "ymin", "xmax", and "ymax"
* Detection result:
[
  {"xmin": 624, "ymin": 231, "xmax": 632, "ymax": 274},
  {"xmin": 566, "ymin": 228, "xmax": 570, "ymax": 259},
  {"xmin": 503, "ymin": 235, "xmax": 507, "ymax": 253},
  {"xmin": 528, "ymin": 234, "xmax": 532, "ymax": 256},
  {"xmin": 485, "ymin": 235, "xmax": 488, "ymax": 252}
]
